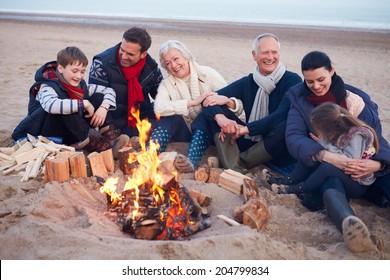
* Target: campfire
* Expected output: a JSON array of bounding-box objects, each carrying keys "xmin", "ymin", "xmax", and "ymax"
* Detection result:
[{"xmin": 100, "ymin": 109, "xmax": 211, "ymax": 240}]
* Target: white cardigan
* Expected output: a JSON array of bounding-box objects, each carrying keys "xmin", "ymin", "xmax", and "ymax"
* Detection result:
[{"xmin": 154, "ymin": 62, "xmax": 245, "ymax": 128}]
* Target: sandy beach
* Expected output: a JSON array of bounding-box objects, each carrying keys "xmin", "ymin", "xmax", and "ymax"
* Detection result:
[{"xmin": 0, "ymin": 14, "xmax": 390, "ymax": 260}]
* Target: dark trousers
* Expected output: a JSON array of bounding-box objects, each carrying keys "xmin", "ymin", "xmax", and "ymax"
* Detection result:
[
  {"xmin": 203, "ymin": 106, "xmax": 294, "ymax": 166},
  {"xmin": 297, "ymin": 162, "xmax": 368, "ymax": 198},
  {"xmin": 39, "ymin": 93, "xmax": 111, "ymax": 145},
  {"xmin": 154, "ymin": 115, "xmax": 192, "ymax": 143},
  {"xmin": 153, "ymin": 113, "xmax": 213, "ymax": 143},
  {"xmin": 298, "ymin": 165, "xmax": 390, "ymax": 210}
]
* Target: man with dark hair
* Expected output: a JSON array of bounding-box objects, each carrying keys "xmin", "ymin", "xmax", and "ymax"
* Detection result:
[{"xmin": 89, "ymin": 27, "xmax": 163, "ymax": 137}]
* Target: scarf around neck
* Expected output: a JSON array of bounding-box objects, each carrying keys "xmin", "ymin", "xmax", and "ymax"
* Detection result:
[
  {"xmin": 305, "ymin": 73, "xmax": 347, "ymax": 109},
  {"xmin": 118, "ymin": 51, "xmax": 146, "ymax": 127},
  {"xmin": 246, "ymin": 63, "xmax": 286, "ymax": 141},
  {"xmin": 175, "ymin": 61, "xmax": 202, "ymax": 118},
  {"xmin": 56, "ymin": 69, "xmax": 85, "ymax": 100}
]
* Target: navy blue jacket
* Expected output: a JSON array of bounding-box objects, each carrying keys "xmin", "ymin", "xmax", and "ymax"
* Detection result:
[
  {"xmin": 12, "ymin": 61, "xmax": 88, "ymax": 141},
  {"xmin": 202, "ymin": 71, "xmax": 302, "ymax": 137},
  {"xmin": 286, "ymin": 82, "xmax": 390, "ymax": 177},
  {"xmin": 89, "ymin": 43, "xmax": 163, "ymax": 129}
]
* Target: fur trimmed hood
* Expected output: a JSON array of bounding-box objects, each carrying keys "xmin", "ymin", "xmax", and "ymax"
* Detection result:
[{"xmin": 337, "ymin": 126, "xmax": 373, "ymax": 149}]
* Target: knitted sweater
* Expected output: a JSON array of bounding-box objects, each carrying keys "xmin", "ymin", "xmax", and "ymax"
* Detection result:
[
  {"xmin": 202, "ymin": 70, "xmax": 302, "ymax": 137},
  {"xmin": 154, "ymin": 63, "xmax": 228, "ymax": 128}
]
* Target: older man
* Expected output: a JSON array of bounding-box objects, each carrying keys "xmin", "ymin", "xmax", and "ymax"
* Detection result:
[
  {"xmin": 202, "ymin": 33, "xmax": 302, "ymax": 172},
  {"xmin": 89, "ymin": 27, "xmax": 163, "ymax": 137}
]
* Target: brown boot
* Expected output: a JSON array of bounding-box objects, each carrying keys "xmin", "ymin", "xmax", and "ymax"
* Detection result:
[
  {"xmin": 75, "ymin": 134, "xmax": 110, "ymax": 153},
  {"xmin": 99, "ymin": 125, "xmax": 129, "ymax": 159},
  {"xmin": 99, "ymin": 125, "xmax": 120, "ymax": 146}
]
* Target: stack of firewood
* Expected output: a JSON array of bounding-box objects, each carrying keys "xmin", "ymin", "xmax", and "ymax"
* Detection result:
[
  {"xmin": 0, "ymin": 135, "xmax": 75, "ymax": 182},
  {"xmin": 192, "ymin": 162, "xmax": 271, "ymax": 232}
]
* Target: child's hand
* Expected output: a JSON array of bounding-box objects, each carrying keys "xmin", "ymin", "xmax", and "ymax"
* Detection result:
[
  {"xmin": 83, "ymin": 100, "xmax": 95, "ymax": 118},
  {"xmin": 90, "ymin": 106, "xmax": 108, "ymax": 127}
]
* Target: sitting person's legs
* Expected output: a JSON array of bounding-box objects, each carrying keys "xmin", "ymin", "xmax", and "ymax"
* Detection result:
[{"xmin": 150, "ymin": 115, "xmax": 192, "ymax": 153}]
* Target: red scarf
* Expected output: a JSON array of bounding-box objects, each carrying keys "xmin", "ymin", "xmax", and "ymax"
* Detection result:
[
  {"xmin": 307, "ymin": 90, "xmax": 347, "ymax": 110},
  {"xmin": 118, "ymin": 51, "xmax": 146, "ymax": 127},
  {"xmin": 60, "ymin": 81, "xmax": 84, "ymax": 100}
]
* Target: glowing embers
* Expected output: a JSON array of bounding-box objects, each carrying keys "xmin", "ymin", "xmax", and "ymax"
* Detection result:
[{"xmin": 100, "ymin": 109, "xmax": 210, "ymax": 240}]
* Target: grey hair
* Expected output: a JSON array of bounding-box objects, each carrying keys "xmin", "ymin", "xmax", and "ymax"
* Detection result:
[
  {"xmin": 159, "ymin": 40, "xmax": 194, "ymax": 71},
  {"xmin": 252, "ymin": 33, "xmax": 280, "ymax": 53}
]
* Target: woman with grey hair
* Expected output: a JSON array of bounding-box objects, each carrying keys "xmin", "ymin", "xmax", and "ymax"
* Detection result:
[{"xmin": 151, "ymin": 40, "xmax": 243, "ymax": 172}]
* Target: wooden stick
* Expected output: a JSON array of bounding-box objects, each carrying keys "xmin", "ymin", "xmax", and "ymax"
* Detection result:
[
  {"xmin": 217, "ymin": 214, "xmax": 241, "ymax": 226},
  {"xmin": 21, "ymin": 159, "xmax": 35, "ymax": 182},
  {"xmin": 29, "ymin": 151, "xmax": 49, "ymax": 179}
]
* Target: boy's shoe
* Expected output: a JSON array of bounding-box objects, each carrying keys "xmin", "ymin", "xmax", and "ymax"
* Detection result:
[
  {"xmin": 99, "ymin": 125, "xmax": 120, "ymax": 146},
  {"xmin": 99, "ymin": 125, "xmax": 130, "ymax": 159},
  {"xmin": 75, "ymin": 134, "xmax": 110, "ymax": 153}
]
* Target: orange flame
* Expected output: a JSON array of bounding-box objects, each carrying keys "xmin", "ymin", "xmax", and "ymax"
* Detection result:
[{"xmin": 100, "ymin": 109, "xmax": 180, "ymax": 222}]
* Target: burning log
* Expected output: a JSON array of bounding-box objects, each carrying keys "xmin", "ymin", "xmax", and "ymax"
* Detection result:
[
  {"xmin": 118, "ymin": 147, "xmax": 138, "ymax": 175},
  {"xmin": 100, "ymin": 108, "xmax": 211, "ymax": 240},
  {"xmin": 158, "ymin": 152, "xmax": 177, "ymax": 174},
  {"xmin": 102, "ymin": 178, "xmax": 210, "ymax": 240}
]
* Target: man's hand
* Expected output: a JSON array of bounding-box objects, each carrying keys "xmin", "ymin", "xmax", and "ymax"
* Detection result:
[{"xmin": 215, "ymin": 114, "xmax": 240, "ymax": 134}]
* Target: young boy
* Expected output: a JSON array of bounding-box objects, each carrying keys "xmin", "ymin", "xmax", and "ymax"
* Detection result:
[{"xmin": 12, "ymin": 46, "xmax": 129, "ymax": 158}]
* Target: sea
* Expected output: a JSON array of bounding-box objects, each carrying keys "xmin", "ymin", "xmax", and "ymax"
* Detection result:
[{"xmin": 0, "ymin": 0, "xmax": 389, "ymax": 30}]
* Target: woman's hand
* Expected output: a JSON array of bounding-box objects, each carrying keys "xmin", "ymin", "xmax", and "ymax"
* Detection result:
[
  {"xmin": 321, "ymin": 150, "xmax": 350, "ymax": 170},
  {"xmin": 344, "ymin": 159, "xmax": 381, "ymax": 179},
  {"xmin": 188, "ymin": 92, "xmax": 216, "ymax": 108},
  {"xmin": 309, "ymin": 132, "xmax": 319, "ymax": 142},
  {"xmin": 321, "ymin": 150, "xmax": 381, "ymax": 179},
  {"xmin": 203, "ymin": 94, "xmax": 230, "ymax": 107}
]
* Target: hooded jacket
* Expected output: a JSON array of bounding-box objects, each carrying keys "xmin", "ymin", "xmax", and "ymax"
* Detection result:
[
  {"xmin": 286, "ymin": 82, "xmax": 390, "ymax": 177},
  {"xmin": 12, "ymin": 61, "xmax": 88, "ymax": 140}
]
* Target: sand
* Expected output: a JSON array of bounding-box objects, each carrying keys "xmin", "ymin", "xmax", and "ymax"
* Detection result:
[{"xmin": 0, "ymin": 14, "xmax": 389, "ymax": 261}]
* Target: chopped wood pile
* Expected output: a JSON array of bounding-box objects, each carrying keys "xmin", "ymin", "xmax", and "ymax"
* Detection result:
[
  {"xmin": 0, "ymin": 135, "xmax": 75, "ymax": 182},
  {"xmin": 192, "ymin": 165, "xmax": 271, "ymax": 231}
]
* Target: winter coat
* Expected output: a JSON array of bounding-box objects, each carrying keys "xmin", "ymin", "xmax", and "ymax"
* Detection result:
[
  {"xmin": 286, "ymin": 82, "xmax": 390, "ymax": 177},
  {"xmin": 12, "ymin": 61, "xmax": 88, "ymax": 140},
  {"xmin": 89, "ymin": 43, "xmax": 163, "ymax": 129},
  {"xmin": 202, "ymin": 71, "xmax": 302, "ymax": 137}
]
